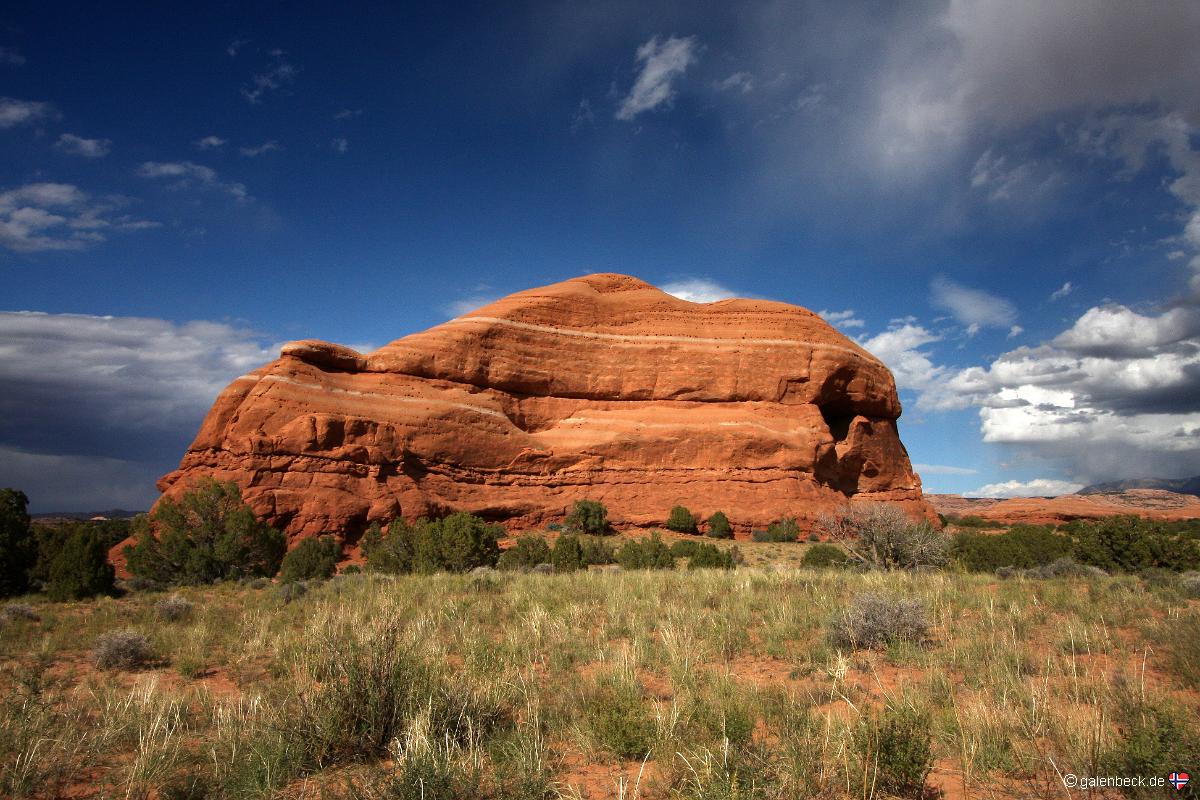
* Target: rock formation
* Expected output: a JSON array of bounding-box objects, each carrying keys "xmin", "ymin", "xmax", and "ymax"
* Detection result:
[{"xmin": 159, "ymin": 273, "xmax": 934, "ymax": 539}]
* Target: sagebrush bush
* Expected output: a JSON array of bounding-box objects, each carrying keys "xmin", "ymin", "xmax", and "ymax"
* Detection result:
[
  {"xmin": 155, "ymin": 593, "xmax": 195, "ymax": 622},
  {"xmin": 801, "ymin": 542, "xmax": 848, "ymax": 568},
  {"xmin": 93, "ymin": 630, "xmax": 154, "ymax": 670},
  {"xmin": 497, "ymin": 535, "xmax": 551, "ymax": 571},
  {"xmin": 828, "ymin": 592, "xmax": 930, "ymax": 650},
  {"xmin": 277, "ymin": 582, "xmax": 307, "ymax": 603},
  {"xmin": 564, "ymin": 499, "xmax": 610, "ymax": 535},
  {"xmin": 279, "ymin": 536, "xmax": 341, "ymax": 583},
  {"xmin": 2, "ymin": 602, "xmax": 38, "ymax": 622},
  {"xmin": 665, "ymin": 505, "xmax": 698, "ymax": 534},
  {"xmin": 1181, "ymin": 571, "xmax": 1200, "ymax": 598},
  {"xmin": 819, "ymin": 504, "xmax": 948, "ymax": 570},
  {"xmin": 1025, "ymin": 557, "xmax": 1107, "ymax": 579},
  {"xmin": 705, "ymin": 510, "xmax": 733, "ymax": 539}
]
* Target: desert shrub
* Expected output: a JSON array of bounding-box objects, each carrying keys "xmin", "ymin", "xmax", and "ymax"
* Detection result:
[
  {"xmin": 801, "ymin": 543, "xmax": 848, "ymax": 568},
  {"xmin": 279, "ymin": 536, "xmax": 341, "ymax": 583},
  {"xmin": 818, "ymin": 504, "xmax": 948, "ymax": 570},
  {"xmin": 2, "ymin": 602, "xmax": 38, "ymax": 622},
  {"xmin": 277, "ymin": 582, "xmax": 307, "ymax": 603},
  {"xmin": 828, "ymin": 592, "xmax": 931, "ymax": 650},
  {"xmin": 1180, "ymin": 571, "xmax": 1200, "ymax": 598},
  {"xmin": 665, "ymin": 505, "xmax": 698, "ymax": 534},
  {"xmin": 1024, "ymin": 557, "xmax": 1107, "ymax": 579},
  {"xmin": 46, "ymin": 527, "xmax": 115, "ymax": 601},
  {"xmin": 584, "ymin": 675, "xmax": 655, "ymax": 759},
  {"xmin": 156, "ymin": 594, "xmax": 195, "ymax": 622},
  {"xmin": 753, "ymin": 517, "xmax": 801, "ymax": 542},
  {"xmin": 550, "ymin": 533, "xmax": 584, "ymax": 572},
  {"xmin": 564, "ymin": 499, "xmax": 610, "ymax": 535},
  {"xmin": 617, "ymin": 533, "xmax": 675, "ymax": 570},
  {"xmin": 0, "ymin": 488, "xmax": 36, "ymax": 598},
  {"xmin": 1070, "ymin": 516, "xmax": 1200, "ymax": 573},
  {"xmin": 362, "ymin": 519, "xmax": 418, "ymax": 574},
  {"xmin": 705, "ymin": 510, "xmax": 733, "ymax": 539},
  {"xmin": 951, "ymin": 524, "xmax": 1072, "ymax": 572},
  {"xmin": 124, "ymin": 479, "xmax": 286, "ymax": 585},
  {"xmin": 497, "ymin": 535, "xmax": 551, "ymax": 571},
  {"xmin": 669, "ymin": 539, "xmax": 701, "ymax": 559},
  {"xmin": 364, "ymin": 514, "xmax": 501, "ymax": 574},
  {"xmin": 93, "ymin": 630, "xmax": 153, "ymax": 670},
  {"xmin": 686, "ymin": 542, "xmax": 735, "ymax": 570},
  {"xmin": 280, "ymin": 619, "xmax": 509, "ymax": 772},
  {"xmin": 578, "ymin": 535, "xmax": 617, "ymax": 566},
  {"xmin": 1101, "ymin": 690, "xmax": 1200, "ymax": 797},
  {"xmin": 853, "ymin": 705, "xmax": 935, "ymax": 799},
  {"xmin": 429, "ymin": 513, "xmax": 502, "ymax": 572},
  {"xmin": 945, "ymin": 514, "xmax": 1004, "ymax": 529}
]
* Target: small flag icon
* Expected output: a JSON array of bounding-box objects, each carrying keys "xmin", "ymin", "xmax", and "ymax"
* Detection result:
[{"xmin": 1169, "ymin": 772, "xmax": 1190, "ymax": 790}]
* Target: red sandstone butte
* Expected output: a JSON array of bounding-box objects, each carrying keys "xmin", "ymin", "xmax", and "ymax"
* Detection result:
[{"xmin": 157, "ymin": 273, "xmax": 935, "ymax": 539}]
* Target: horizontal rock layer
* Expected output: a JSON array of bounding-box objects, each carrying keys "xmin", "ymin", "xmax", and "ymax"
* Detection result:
[{"xmin": 160, "ymin": 274, "xmax": 934, "ymax": 539}]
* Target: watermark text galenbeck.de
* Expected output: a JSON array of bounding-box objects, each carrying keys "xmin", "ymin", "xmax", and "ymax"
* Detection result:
[{"xmin": 1063, "ymin": 774, "xmax": 1179, "ymax": 790}]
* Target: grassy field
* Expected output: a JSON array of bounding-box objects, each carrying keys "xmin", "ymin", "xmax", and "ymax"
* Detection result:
[{"xmin": 1, "ymin": 561, "xmax": 1198, "ymax": 799}]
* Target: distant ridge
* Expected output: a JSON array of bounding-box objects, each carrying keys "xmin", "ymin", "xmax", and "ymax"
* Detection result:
[
  {"xmin": 1077, "ymin": 476, "xmax": 1200, "ymax": 498},
  {"xmin": 31, "ymin": 508, "xmax": 144, "ymax": 521}
]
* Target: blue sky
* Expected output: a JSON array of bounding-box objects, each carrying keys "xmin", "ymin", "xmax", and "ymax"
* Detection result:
[{"xmin": 3, "ymin": 1, "xmax": 1200, "ymax": 511}]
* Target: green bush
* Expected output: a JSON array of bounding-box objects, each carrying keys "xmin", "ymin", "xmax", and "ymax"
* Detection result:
[
  {"xmin": 364, "ymin": 513, "xmax": 502, "ymax": 575},
  {"xmin": 585, "ymin": 676, "xmax": 656, "ymax": 759},
  {"xmin": 497, "ymin": 534, "xmax": 551, "ymax": 571},
  {"xmin": 1101, "ymin": 690, "xmax": 1200, "ymax": 798},
  {"xmin": 686, "ymin": 543, "xmax": 735, "ymax": 570},
  {"xmin": 1069, "ymin": 516, "xmax": 1200, "ymax": 573},
  {"xmin": 853, "ymin": 706, "xmax": 935, "ymax": 798},
  {"xmin": 550, "ymin": 534, "xmax": 584, "ymax": 572},
  {"xmin": 669, "ymin": 539, "xmax": 701, "ymax": 559},
  {"xmin": 0, "ymin": 488, "xmax": 36, "ymax": 598},
  {"xmin": 432, "ymin": 513, "xmax": 503, "ymax": 573},
  {"xmin": 124, "ymin": 479, "xmax": 286, "ymax": 585},
  {"xmin": 46, "ymin": 527, "xmax": 115, "ymax": 601},
  {"xmin": 279, "ymin": 536, "xmax": 341, "ymax": 583},
  {"xmin": 945, "ymin": 514, "xmax": 1004, "ymax": 529},
  {"xmin": 801, "ymin": 543, "xmax": 848, "ymax": 568},
  {"xmin": 665, "ymin": 505, "xmax": 698, "ymax": 534},
  {"xmin": 705, "ymin": 510, "xmax": 733, "ymax": 539},
  {"xmin": 753, "ymin": 517, "xmax": 801, "ymax": 542},
  {"xmin": 578, "ymin": 535, "xmax": 617, "ymax": 567},
  {"xmin": 617, "ymin": 532, "xmax": 675, "ymax": 570},
  {"xmin": 951, "ymin": 525, "xmax": 1072, "ymax": 572},
  {"xmin": 564, "ymin": 499, "xmax": 610, "ymax": 535}
]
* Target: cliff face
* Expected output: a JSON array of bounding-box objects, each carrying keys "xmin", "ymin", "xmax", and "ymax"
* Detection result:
[{"xmin": 159, "ymin": 273, "xmax": 934, "ymax": 539}]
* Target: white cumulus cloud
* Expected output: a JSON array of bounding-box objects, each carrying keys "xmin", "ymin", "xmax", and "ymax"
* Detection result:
[
  {"xmin": 968, "ymin": 479, "xmax": 1085, "ymax": 498},
  {"xmin": 661, "ymin": 278, "xmax": 739, "ymax": 303}
]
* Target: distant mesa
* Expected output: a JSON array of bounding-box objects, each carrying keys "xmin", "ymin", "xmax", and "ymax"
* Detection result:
[
  {"xmin": 158, "ymin": 273, "xmax": 934, "ymax": 540},
  {"xmin": 1077, "ymin": 475, "xmax": 1200, "ymax": 498},
  {"xmin": 929, "ymin": 489, "xmax": 1200, "ymax": 526}
]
